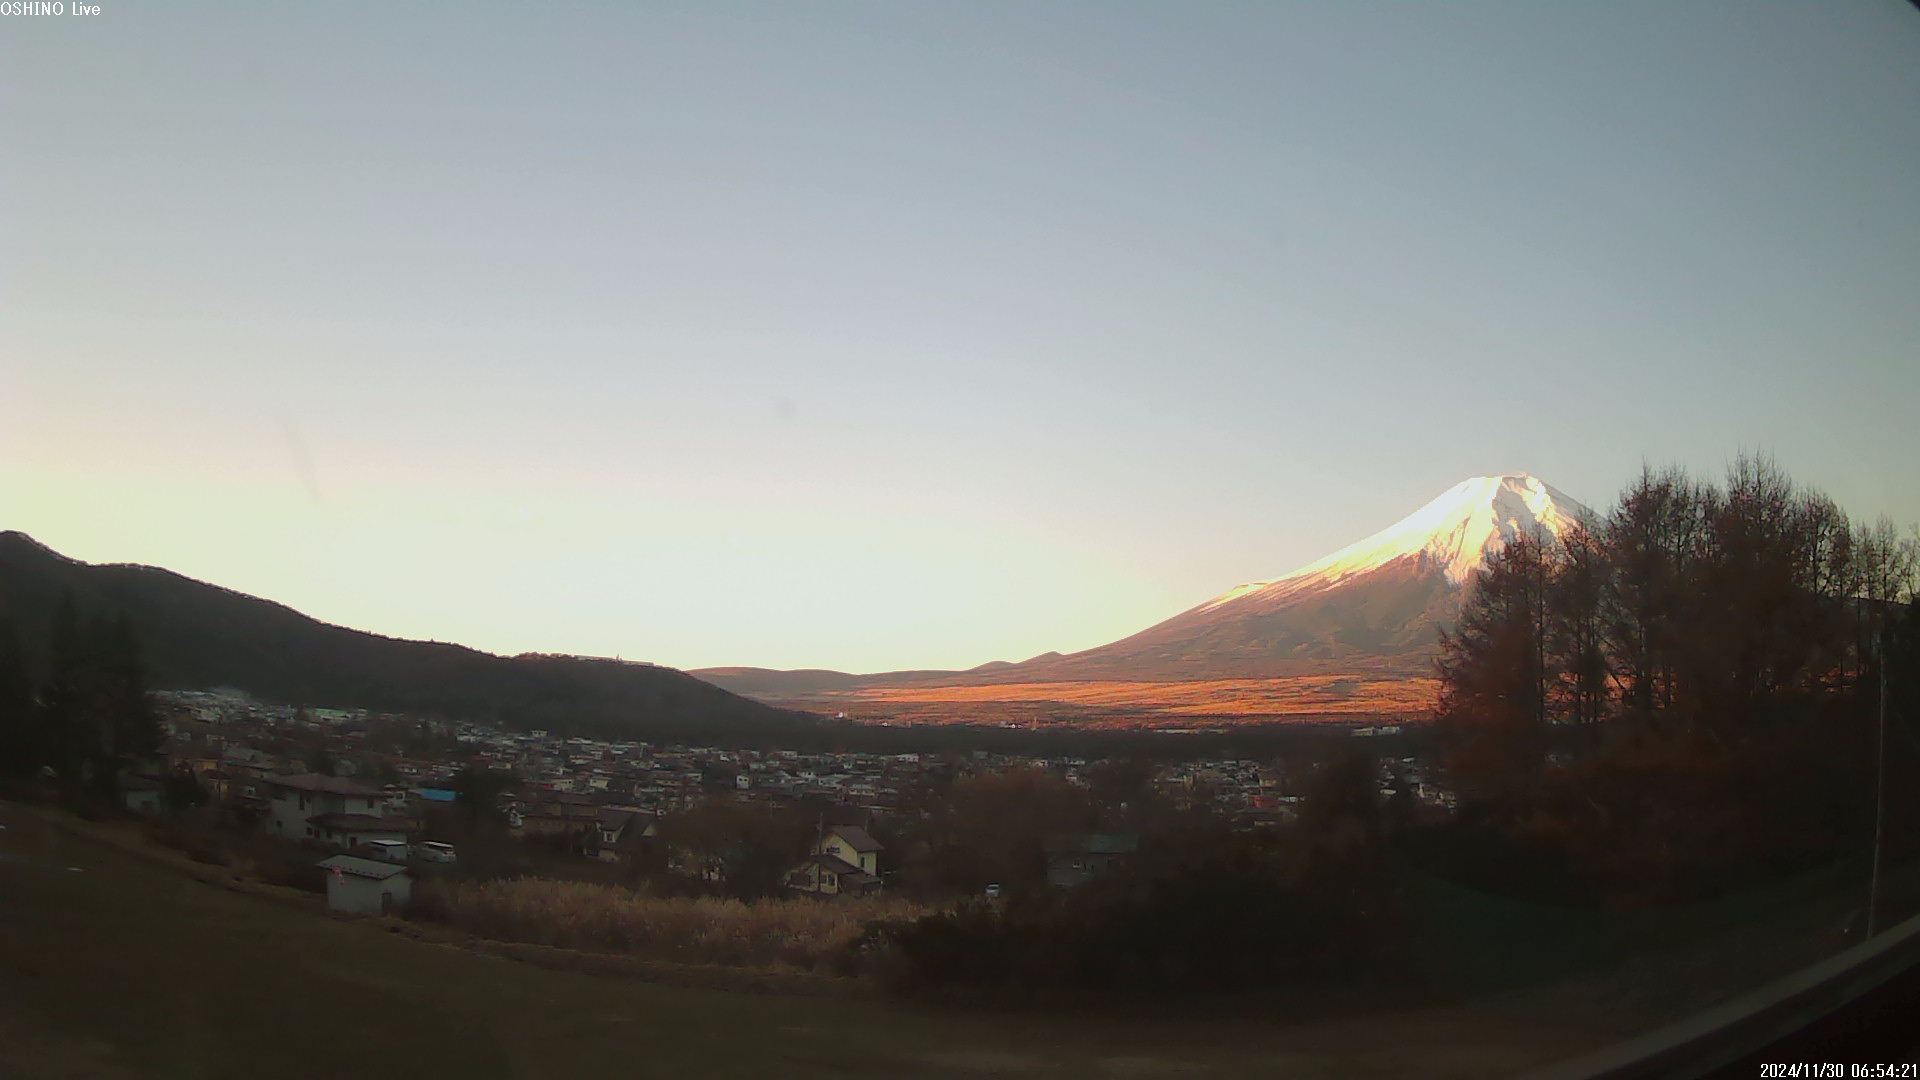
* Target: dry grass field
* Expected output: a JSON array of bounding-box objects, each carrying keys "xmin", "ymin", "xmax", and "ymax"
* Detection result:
[
  {"xmin": 414, "ymin": 877, "xmax": 927, "ymax": 971},
  {"xmin": 789, "ymin": 674, "xmax": 1440, "ymax": 728}
]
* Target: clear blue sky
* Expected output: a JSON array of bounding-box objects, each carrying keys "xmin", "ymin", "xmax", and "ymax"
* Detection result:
[{"xmin": 4, "ymin": 1, "xmax": 1917, "ymax": 672}]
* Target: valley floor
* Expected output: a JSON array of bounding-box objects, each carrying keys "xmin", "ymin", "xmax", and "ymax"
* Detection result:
[
  {"xmin": 767, "ymin": 675, "xmax": 1440, "ymax": 728},
  {"xmin": 0, "ymin": 801, "xmax": 1606, "ymax": 1080}
]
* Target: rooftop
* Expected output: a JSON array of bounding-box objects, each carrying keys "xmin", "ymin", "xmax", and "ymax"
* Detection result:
[
  {"xmin": 826, "ymin": 824, "xmax": 882, "ymax": 852},
  {"xmin": 308, "ymin": 813, "xmax": 413, "ymax": 833},
  {"xmin": 805, "ymin": 852, "xmax": 880, "ymax": 886},
  {"xmin": 316, "ymin": 854, "xmax": 408, "ymax": 881},
  {"xmin": 267, "ymin": 773, "xmax": 379, "ymax": 797}
]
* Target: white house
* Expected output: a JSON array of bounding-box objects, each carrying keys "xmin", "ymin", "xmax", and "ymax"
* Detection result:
[
  {"xmin": 317, "ymin": 854, "xmax": 412, "ymax": 915},
  {"xmin": 265, "ymin": 773, "xmax": 413, "ymax": 848},
  {"xmin": 308, "ymin": 813, "xmax": 412, "ymax": 851},
  {"xmin": 817, "ymin": 824, "xmax": 881, "ymax": 877},
  {"xmin": 785, "ymin": 824, "xmax": 882, "ymax": 897}
]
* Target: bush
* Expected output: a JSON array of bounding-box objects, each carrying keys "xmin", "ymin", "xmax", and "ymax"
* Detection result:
[
  {"xmin": 873, "ymin": 833, "xmax": 1405, "ymax": 1001},
  {"xmin": 143, "ymin": 822, "xmax": 234, "ymax": 868},
  {"xmin": 409, "ymin": 877, "xmax": 929, "ymax": 972}
]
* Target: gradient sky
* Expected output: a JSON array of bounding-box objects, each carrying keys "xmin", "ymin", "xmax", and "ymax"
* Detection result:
[{"xmin": 4, "ymin": 1, "xmax": 1918, "ymax": 673}]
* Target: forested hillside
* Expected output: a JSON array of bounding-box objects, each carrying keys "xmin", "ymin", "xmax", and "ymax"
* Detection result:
[{"xmin": 0, "ymin": 531, "xmax": 821, "ymax": 742}]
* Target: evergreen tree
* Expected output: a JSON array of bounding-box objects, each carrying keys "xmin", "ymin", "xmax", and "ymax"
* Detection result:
[
  {"xmin": 1435, "ymin": 533, "xmax": 1551, "ymax": 807},
  {"xmin": 40, "ymin": 592, "xmax": 85, "ymax": 785},
  {"xmin": 0, "ymin": 620, "xmax": 35, "ymax": 776},
  {"xmin": 95, "ymin": 614, "xmax": 161, "ymax": 784},
  {"xmin": 1600, "ymin": 465, "xmax": 1705, "ymax": 723},
  {"xmin": 35, "ymin": 595, "xmax": 161, "ymax": 796},
  {"xmin": 1547, "ymin": 525, "xmax": 1610, "ymax": 727}
]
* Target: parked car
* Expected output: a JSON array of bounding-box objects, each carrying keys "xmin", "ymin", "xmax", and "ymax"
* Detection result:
[
  {"xmin": 358, "ymin": 839, "xmax": 409, "ymax": 864},
  {"xmin": 417, "ymin": 841, "xmax": 457, "ymax": 865}
]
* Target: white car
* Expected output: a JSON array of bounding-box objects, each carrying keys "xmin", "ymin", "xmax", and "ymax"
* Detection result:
[
  {"xmin": 361, "ymin": 839, "xmax": 409, "ymax": 864},
  {"xmin": 417, "ymin": 841, "xmax": 458, "ymax": 865}
]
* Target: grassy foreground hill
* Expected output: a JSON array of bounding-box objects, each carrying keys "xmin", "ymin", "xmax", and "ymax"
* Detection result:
[
  {"xmin": 0, "ymin": 531, "xmax": 819, "ymax": 742},
  {"xmin": 0, "ymin": 802, "xmax": 1605, "ymax": 1078}
]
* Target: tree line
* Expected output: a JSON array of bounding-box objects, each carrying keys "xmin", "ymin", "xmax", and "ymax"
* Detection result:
[
  {"xmin": 1433, "ymin": 457, "xmax": 1920, "ymax": 903},
  {"xmin": 0, "ymin": 593, "xmax": 164, "ymax": 799}
]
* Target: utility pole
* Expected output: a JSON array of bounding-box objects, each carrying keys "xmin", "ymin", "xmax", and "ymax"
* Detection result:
[{"xmin": 1867, "ymin": 623, "xmax": 1889, "ymax": 938}]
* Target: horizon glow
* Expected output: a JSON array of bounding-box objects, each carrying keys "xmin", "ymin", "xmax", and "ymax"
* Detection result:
[{"xmin": 4, "ymin": 2, "xmax": 1918, "ymax": 672}]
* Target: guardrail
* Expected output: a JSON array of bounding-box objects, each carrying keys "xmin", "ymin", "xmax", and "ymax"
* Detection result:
[{"xmin": 1528, "ymin": 909, "xmax": 1920, "ymax": 1079}]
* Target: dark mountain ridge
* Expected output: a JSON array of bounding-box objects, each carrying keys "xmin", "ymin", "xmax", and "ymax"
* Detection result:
[{"xmin": 0, "ymin": 531, "xmax": 820, "ymax": 742}]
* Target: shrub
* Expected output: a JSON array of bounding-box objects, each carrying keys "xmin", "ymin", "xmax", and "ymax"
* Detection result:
[
  {"xmin": 873, "ymin": 833, "xmax": 1406, "ymax": 1001},
  {"xmin": 410, "ymin": 877, "xmax": 929, "ymax": 972}
]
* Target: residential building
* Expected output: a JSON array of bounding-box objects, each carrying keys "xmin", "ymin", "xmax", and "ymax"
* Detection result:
[
  {"xmin": 264, "ymin": 773, "xmax": 411, "ymax": 848},
  {"xmin": 785, "ymin": 824, "xmax": 883, "ymax": 896},
  {"xmin": 317, "ymin": 854, "xmax": 412, "ymax": 915},
  {"xmin": 1044, "ymin": 833, "xmax": 1139, "ymax": 888},
  {"xmin": 590, "ymin": 806, "xmax": 657, "ymax": 863}
]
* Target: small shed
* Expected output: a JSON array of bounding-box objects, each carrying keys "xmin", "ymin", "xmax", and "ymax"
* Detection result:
[
  {"xmin": 120, "ymin": 775, "xmax": 166, "ymax": 816},
  {"xmin": 317, "ymin": 854, "xmax": 413, "ymax": 915},
  {"xmin": 1043, "ymin": 833, "xmax": 1139, "ymax": 889}
]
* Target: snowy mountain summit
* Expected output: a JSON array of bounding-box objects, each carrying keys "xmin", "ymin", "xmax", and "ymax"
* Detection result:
[
  {"xmin": 696, "ymin": 473, "xmax": 1600, "ymax": 692},
  {"xmin": 1200, "ymin": 473, "xmax": 1592, "ymax": 612},
  {"xmin": 1006, "ymin": 474, "xmax": 1594, "ymax": 680}
]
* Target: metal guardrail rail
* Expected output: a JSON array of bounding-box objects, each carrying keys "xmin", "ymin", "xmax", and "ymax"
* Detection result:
[{"xmin": 1527, "ymin": 909, "xmax": 1920, "ymax": 1079}]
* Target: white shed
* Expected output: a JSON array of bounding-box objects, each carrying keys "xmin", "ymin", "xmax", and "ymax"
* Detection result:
[
  {"xmin": 120, "ymin": 777, "xmax": 166, "ymax": 816},
  {"xmin": 317, "ymin": 854, "xmax": 413, "ymax": 915}
]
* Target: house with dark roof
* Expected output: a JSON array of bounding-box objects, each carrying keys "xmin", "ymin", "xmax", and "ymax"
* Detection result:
[
  {"xmin": 265, "ymin": 773, "xmax": 379, "ymax": 841},
  {"xmin": 264, "ymin": 773, "xmax": 413, "ymax": 848},
  {"xmin": 1044, "ymin": 833, "xmax": 1139, "ymax": 888},
  {"xmin": 590, "ymin": 806, "xmax": 658, "ymax": 863},
  {"xmin": 785, "ymin": 823, "xmax": 883, "ymax": 897},
  {"xmin": 518, "ymin": 790, "xmax": 599, "ymax": 839},
  {"xmin": 309, "ymin": 812, "xmax": 413, "ymax": 851}
]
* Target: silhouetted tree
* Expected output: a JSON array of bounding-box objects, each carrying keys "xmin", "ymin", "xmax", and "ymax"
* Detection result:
[
  {"xmin": 96, "ymin": 614, "xmax": 161, "ymax": 768},
  {"xmin": 1600, "ymin": 465, "xmax": 1706, "ymax": 722},
  {"xmin": 1436, "ymin": 533, "xmax": 1551, "ymax": 808},
  {"xmin": 39, "ymin": 593, "xmax": 86, "ymax": 783},
  {"xmin": 895, "ymin": 768, "xmax": 1097, "ymax": 899},
  {"xmin": 31, "ymin": 598, "xmax": 161, "ymax": 798},
  {"xmin": 451, "ymin": 766, "xmax": 513, "ymax": 828},
  {"xmin": 163, "ymin": 766, "xmax": 210, "ymax": 812},
  {"xmin": 1548, "ymin": 525, "xmax": 1610, "ymax": 727},
  {"xmin": 0, "ymin": 620, "xmax": 34, "ymax": 776},
  {"xmin": 1433, "ymin": 459, "xmax": 1920, "ymax": 902},
  {"xmin": 1296, "ymin": 751, "xmax": 1385, "ymax": 857},
  {"xmin": 656, "ymin": 797, "xmax": 813, "ymax": 898}
]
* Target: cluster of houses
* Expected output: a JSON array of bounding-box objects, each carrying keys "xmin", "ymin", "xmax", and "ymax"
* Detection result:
[
  {"xmin": 136, "ymin": 688, "xmax": 1455, "ymax": 912},
  {"xmin": 1151, "ymin": 755, "xmax": 1454, "ymax": 820},
  {"xmin": 155, "ymin": 689, "xmax": 1455, "ymax": 827}
]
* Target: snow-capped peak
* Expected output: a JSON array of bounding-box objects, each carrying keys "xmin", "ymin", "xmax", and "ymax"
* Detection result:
[{"xmin": 1199, "ymin": 474, "xmax": 1591, "ymax": 611}]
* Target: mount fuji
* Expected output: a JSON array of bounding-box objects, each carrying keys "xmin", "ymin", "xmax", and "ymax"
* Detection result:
[
  {"xmin": 696, "ymin": 474, "xmax": 1593, "ymax": 699},
  {"xmin": 1003, "ymin": 473, "xmax": 1592, "ymax": 681}
]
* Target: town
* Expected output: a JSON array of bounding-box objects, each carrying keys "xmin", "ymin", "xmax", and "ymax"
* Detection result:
[{"xmin": 132, "ymin": 687, "xmax": 1452, "ymax": 908}]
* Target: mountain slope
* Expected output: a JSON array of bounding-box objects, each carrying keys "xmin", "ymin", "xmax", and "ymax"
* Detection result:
[
  {"xmin": 0, "ymin": 531, "xmax": 819, "ymax": 741},
  {"xmin": 699, "ymin": 474, "xmax": 1592, "ymax": 691},
  {"xmin": 1011, "ymin": 474, "xmax": 1591, "ymax": 680}
]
